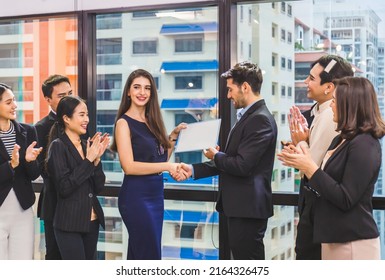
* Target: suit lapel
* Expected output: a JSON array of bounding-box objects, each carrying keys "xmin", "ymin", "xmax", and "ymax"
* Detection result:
[
  {"xmin": 224, "ymin": 100, "xmax": 265, "ymax": 151},
  {"xmin": 0, "ymin": 139, "xmax": 9, "ymax": 160},
  {"xmin": 60, "ymin": 133, "xmax": 85, "ymax": 164},
  {"xmin": 322, "ymin": 136, "xmax": 348, "ymax": 171}
]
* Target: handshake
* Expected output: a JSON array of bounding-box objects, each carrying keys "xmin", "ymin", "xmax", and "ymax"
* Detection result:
[{"xmin": 169, "ymin": 163, "xmax": 192, "ymax": 182}]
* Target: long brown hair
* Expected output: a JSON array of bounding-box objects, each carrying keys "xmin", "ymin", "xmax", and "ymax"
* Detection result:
[
  {"xmin": 334, "ymin": 77, "xmax": 385, "ymax": 140},
  {"xmin": 110, "ymin": 69, "xmax": 169, "ymax": 151}
]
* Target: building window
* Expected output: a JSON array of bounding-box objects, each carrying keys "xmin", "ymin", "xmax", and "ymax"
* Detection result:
[
  {"xmin": 132, "ymin": 11, "xmax": 157, "ymax": 18},
  {"xmin": 288, "ymin": 59, "xmax": 292, "ymax": 70},
  {"xmin": 96, "ymin": 14, "xmax": 122, "ymax": 29},
  {"xmin": 272, "ymin": 24, "xmax": 277, "ymax": 38},
  {"xmin": 281, "ymin": 2, "xmax": 286, "ymax": 13},
  {"xmin": 175, "ymin": 75, "xmax": 202, "ymax": 90},
  {"xmin": 132, "ymin": 40, "xmax": 157, "ymax": 54},
  {"xmin": 271, "ymin": 227, "xmax": 278, "ymax": 239},
  {"xmin": 288, "ymin": 86, "xmax": 292, "ymax": 97},
  {"xmin": 281, "ymin": 169, "xmax": 286, "ymax": 181},
  {"xmin": 280, "ymin": 225, "xmax": 285, "ymax": 236},
  {"xmin": 281, "ymin": 85, "xmax": 286, "ymax": 97},
  {"xmin": 281, "ymin": 57, "xmax": 286, "ymax": 69},
  {"xmin": 287, "ymin": 249, "xmax": 292, "ymax": 259},
  {"xmin": 281, "ymin": 29, "xmax": 286, "ymax": 41},
  {"xmin": 175, "ymin": 38, "xmax": 202, "ymax": 52},
  {"xmin": 287, "ymin": 4, "xmax": 292, "ymax": 17},
  {"xmin": 272, "ymin": 83, "xmax": 276, "ymax": 96},
  {"xmin": 96, "ymin": 74, "xmax": 122, "ymax": 101},
  {"xmin": 287, "ymin": 221, "xmax": 292, "ymax": 233},
  {"xmin": 287, "ymin": 31, "xmax": 292, "ymax": 44},
  {"xmin": 287, "ymin": 168, "xmax": 292, "ymax": 178},
  {"xmin": 96, "ymin": 38, "xmax": 122, "ymax": 65},
  {"xmin": 240, "ymin": 6, "xmax": 244, "ymax": 22}
]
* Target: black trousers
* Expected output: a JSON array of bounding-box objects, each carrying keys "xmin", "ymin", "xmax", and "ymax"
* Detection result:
[
  {"xmin": 54, "ymin": 220, "xmax": 100, "ymax": 260},
  {"xmin": 295, "ymin": 189, "xmax": 321, "ymax": 260},
  {"xmin": 44, "ymin": 220, "xmax": 62, "ymax": 260},
  {"xmin": 227, "ymin": 216, "xmax": 268, "ymax": 260}
]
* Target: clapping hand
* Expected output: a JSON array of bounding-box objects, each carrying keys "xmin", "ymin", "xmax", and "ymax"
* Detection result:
[
  {"xmin": 25, "ymin": 141, "xmax": 43, "ymax": 162},
  {"xmin": 87, "ymin": 133, "xmax": 111, "ymax": 165},
  {"xmin": 277, "ymin": 141, "xmax": 318, "ymax": 178},
  {"xmin": 288, "ymin": 106, "xmax": 309, "ymax": 145},
  {"xmin": 10, "ymin": 144, "xmax": 21, "ymax": 168}
]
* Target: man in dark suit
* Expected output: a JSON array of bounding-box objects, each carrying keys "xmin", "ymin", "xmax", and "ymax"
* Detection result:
[
  {"xmin": 35, "ymin": 74, "xmax": 72, "ymax": 260},
  {"xmin": 178, "ymin": 62, "xmax": 277, "ymax": 259}
]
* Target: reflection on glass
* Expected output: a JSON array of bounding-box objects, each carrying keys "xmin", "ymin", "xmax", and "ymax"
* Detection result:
[
  {"xmin": 0, "ymin": 17, "xmax": 78, "ymax": 124},
  {"xmin": 95, "ymin": 8, "xmax": 219, "ymax": 186},
  {"xmin": 236, "ymin": 0, "xmax": 385, "ymax": 260}
]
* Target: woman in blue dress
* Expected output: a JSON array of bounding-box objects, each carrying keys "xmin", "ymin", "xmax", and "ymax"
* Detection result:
[{"xmin": 110, "ymin": 69, "xmax": 187, "ymax": 260}]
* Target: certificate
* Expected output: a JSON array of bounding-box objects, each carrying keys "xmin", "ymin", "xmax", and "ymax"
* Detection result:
[{"xmin": 174, "ymin": 119, "xmax": 221, "ymax": 153}]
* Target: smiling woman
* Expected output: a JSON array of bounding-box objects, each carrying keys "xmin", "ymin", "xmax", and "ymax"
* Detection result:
[
  {"xmin": 0, "ymin": 83, "xmax": 42, "ymax": 260},
  {"xmin": 45, "ymin": 95, "xmax": 110, "ymax": 259}
]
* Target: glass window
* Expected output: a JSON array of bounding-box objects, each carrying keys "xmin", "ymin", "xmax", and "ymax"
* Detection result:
[
  {"xmin": 175, "ymin": 75, "xmax": 203, "ymax": 90},
  {"xmin": 133, "ymin": 40, "xmax": 157, "ymax": 54},
  {"xmin": 236, "ymin": 0, "xmax": 385, "ymax": 260},
  {"xmin": 96, "ymin": 14, "xmax": 122, "ymax": 29},
  {"xmin": 0, "ymin": 16, "xmax": 78, "ymax": 125},
  {"xmin": 175, "ymin": 37, "xmax": 203, "ymax": 52},
  {"xmin": 95, "ymin": 7, "xmax": 219, "ymax": 189},
  {"xmin": 96, "ymin": 38, "xmax": 122, "ymax": 65}
]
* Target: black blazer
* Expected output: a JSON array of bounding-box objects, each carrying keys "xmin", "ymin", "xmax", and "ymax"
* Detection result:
[
  {"xmin": 35, "ymin": 111, "xmax": 56, "ymax": 219},
  {"xmin": 47, "ymin": 133, "xmax": 106, "ymax": 232},
  {"xmin": 193, "ymin": 100, "xmax": 278, "ymax": 219},
  {"xmin": 0, "ymin": 121, "xmax": 40, "ymax": 210},
  {"xmin": 307, "ymin": 133, "xmax": 380, "ymax": 243}
]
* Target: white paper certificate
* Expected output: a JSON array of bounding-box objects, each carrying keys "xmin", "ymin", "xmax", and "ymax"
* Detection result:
[{"xmin": 174, "ymin": 119, "xmax": 221, "ymax": 153}]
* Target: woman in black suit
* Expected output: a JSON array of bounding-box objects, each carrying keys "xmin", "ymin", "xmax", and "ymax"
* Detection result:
[
  {"xmin": 0, "ymin": 83, "xmax": 42, "ymax": 259},
  {"xmin": 278, "ymin": 77, "xmax": 385, "ymax": 259},
  {"xmin": 46, "ymin": 96, "xmax": 110, "ymax": 259}
]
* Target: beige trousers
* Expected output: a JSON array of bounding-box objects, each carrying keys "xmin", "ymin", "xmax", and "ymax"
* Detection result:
[{"xmin": 322, "ymin": 237, "xmax": 380, "ymax": 260}]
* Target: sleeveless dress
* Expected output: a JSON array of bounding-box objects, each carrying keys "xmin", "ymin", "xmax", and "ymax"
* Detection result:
[{"xmin": 118, "ymin": 115, "xmax": 167, "ymax": 260}]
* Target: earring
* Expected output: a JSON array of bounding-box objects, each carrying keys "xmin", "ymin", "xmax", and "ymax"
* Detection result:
[{"xmin": 324, "ymin": 91, "xmax": 328, "ymax": 95}]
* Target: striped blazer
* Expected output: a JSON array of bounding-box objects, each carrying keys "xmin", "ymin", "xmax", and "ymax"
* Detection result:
[{"xmin": 47, "ymin": 133, "xmax": 105, "ymax": 232}]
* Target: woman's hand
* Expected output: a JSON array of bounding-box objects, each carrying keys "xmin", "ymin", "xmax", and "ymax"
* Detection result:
[
  {"xmin": 86, "ymin": 135, "xmax": 101, "ymax": 163},
  {"xmin": 169, "ymin": 122, "xmax": 188, "ymax": 140},
  {"xmin": 10, "ymin": 144, "xmax": 20, "ymax": 168},
  {"xmin": 169, "ymin": 162, "xmax": 190, "ymax": 181},
  {"xmin": 277, "ymin": 141, "xmax": 318, "ymax": 179},
  {"xmin": 25, "ymin": 141, "xmax": 43, "ymax": 162}
]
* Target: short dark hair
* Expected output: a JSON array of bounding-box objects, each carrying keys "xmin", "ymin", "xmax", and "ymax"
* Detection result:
[
  {"xmin": 0, "ymin": 83, "xmax": 11, "ymax": 101},
  {"xmin": 42, "ymin": 75, "xmax": 71, "ymax": 98},
  {"xmin": 221, "ymin": 61, "xmax": 263, "ymax": 94},
  {"xmin": 334, "ymin": 77, "xmax": 385, "ymax": 140},
  {"xmin": 311, "ymin": 55, "xmax": 354, "ymax": 85}
]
